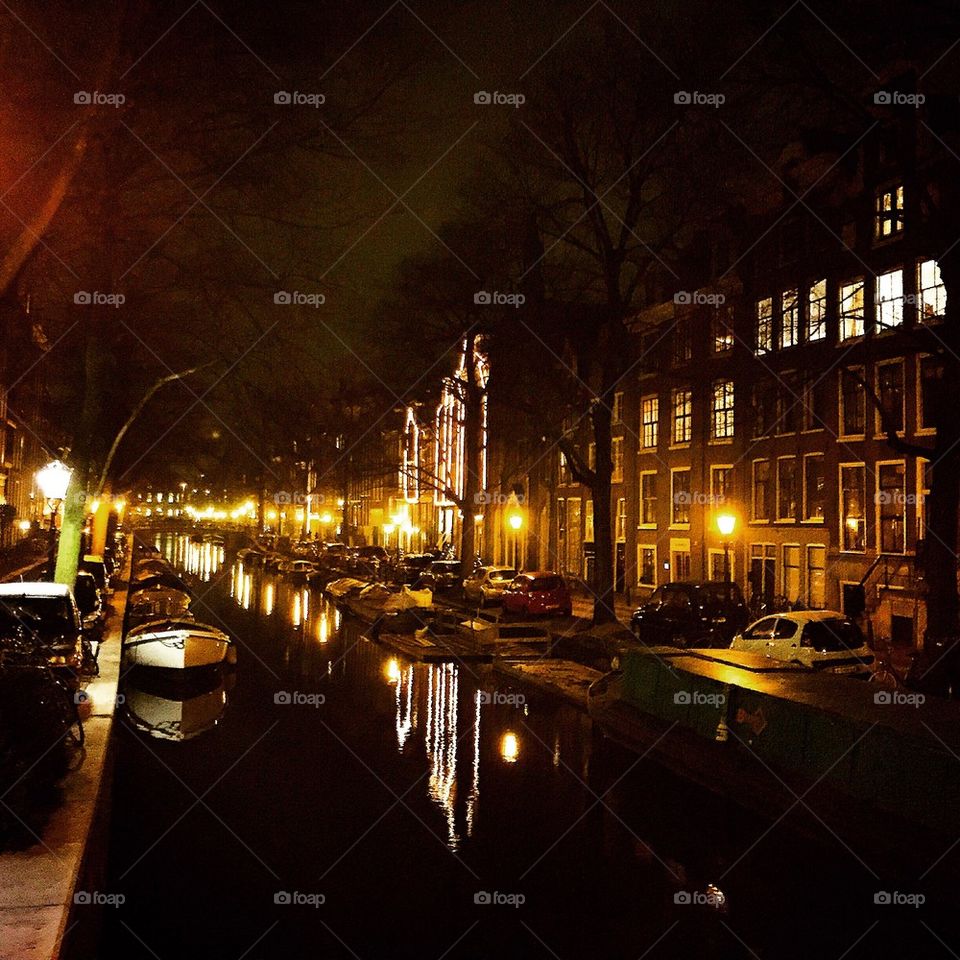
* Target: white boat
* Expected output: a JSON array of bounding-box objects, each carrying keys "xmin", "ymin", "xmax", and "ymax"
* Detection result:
[
  {"xmin": 124, "ymin": 618, "xmax": 233, "ymax": 670},
  {"xmin": 128, "ymin": 586, "xmax": 192, "ymax": 625},
  {"xmin": 278, "ymin": 558, "xmax": 316, "ymax": 577}
]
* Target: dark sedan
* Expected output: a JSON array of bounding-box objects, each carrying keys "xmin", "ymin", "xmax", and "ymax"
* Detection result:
[{"xmin": 630, "ymin": 581, "xmax": 748, "ymax": 648}]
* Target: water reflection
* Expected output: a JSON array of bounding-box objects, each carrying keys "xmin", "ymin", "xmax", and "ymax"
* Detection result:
[{"xmin": 123, "ymin": 667, "xmax": 230, "ymax": 741}]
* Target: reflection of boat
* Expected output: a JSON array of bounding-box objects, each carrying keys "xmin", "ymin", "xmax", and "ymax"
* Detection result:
[
  {"xmin": 124, "ymin": 618, "xmax": 233, "ymax": 669},
  {"xmin": 124, "ymin": 668, "xmax": 229, "ymax": 741},
  {"xmin": 237, "ymin": 548, "xmax": 265, "ymax": 566}
]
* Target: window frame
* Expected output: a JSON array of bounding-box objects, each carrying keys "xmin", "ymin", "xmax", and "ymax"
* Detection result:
[
  {"xmin": 802, "ymin": 452, "xmax": 825, "ymax": 524},
  {"xmin": 838, "ymin": 277, "xmax": 865, "ymax": 341},
  {"xmin": 839, "ymin": 462, "xmax": 867, "ymax": 553}
]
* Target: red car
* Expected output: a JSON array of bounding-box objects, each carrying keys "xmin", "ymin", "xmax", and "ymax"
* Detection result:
[{"xmin": 502, "ymin": 573, "xmax": 572, "ymax": 617}]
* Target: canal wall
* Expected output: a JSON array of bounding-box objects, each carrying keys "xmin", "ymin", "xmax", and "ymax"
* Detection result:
[{"xmin": 0, "ymin": 546, "xmax": 130, "ymax": 960}]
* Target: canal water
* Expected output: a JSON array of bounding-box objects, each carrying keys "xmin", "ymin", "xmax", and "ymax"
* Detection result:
[{"xmin": 96, "ymin": 534, "xmax": 922, "ymax": 959}]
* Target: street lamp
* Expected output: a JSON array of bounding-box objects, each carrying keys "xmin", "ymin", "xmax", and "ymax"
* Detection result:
[
  {"xmin": 716, "ymin": 512, "xmax": 737, "ymax": 583},
  {"xmin": 36, "ymin": 460, "xmax": 72, "ymax": 573}
]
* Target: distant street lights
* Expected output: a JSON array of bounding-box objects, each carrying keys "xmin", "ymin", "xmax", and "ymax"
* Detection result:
[
  {"xmin": 507, "ymin": 510, "xmax": 523, "ymax": 570},
  {"xmin": 716, "ymin": 511, "xmax": 737, "ymax": 583},
  {"xmin": 36, "ymin": 460, "xmax": 72, "ymax": 572}
]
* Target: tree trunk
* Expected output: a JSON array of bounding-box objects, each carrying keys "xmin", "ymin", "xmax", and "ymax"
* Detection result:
[{"xmin": 590, "ymin": 400, "xmax": 616, "ymax": 625}]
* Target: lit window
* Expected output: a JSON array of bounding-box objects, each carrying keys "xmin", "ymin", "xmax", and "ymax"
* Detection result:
[
  {"xmin": 780, "ymin": 289, "xmax": 799, "ymax": 348},
  {"xmin": 639, "ymin": 472, "xmax": 657, "ymax": 526},
  {"xmin": 839, "ymin": 278, "xmax": 865, "ymax": 339},
  {"xmin": 711, "ymin": 465, "xmax": 732, "ymax": 505},
  {"xmin": 840, "ymin": 367, "xmax": 866, "ymax": 436},
  {"xmin": 641, "ymin": 396, "xmax": 659, "ymax": 448},
  {"xmin": 755, "ymin": 297, "xmax": 774, "ymax": 354},
  {"xmin": 752, "ymin": 460, "xmax": 771, "ymax": 521},
  {"xmin": 875, "ymin": 184, "xmax": 904, "ymax": 239},
  {"xmin": 806, "ymin": 279, "xmax": 827, "ymax": 341},
  {"xmin": 806, "ymin": 545, "xmax": 826, "ymax": 608},
  {"xmin": 878, "ymin": 462, "xmax": 906, "ymax": 553},
  {"xmin": 840, "ymin": 465, "xmax": 866, "ymax": 551},
  {"xmin": 803, "ymin": 454, "xmax": 825, "ymax": 520},
  {"xmin": 712, "ymin": 305, "xmax": 734, "ymax": 352},
  {"xmin": 611, "ymin": 437, "xmax": 624, "ymax": 483},
  {"xmin": 917, "ymin": 260, "xmax": 945, "ymax": 322},
  {"xmin": 616, "ymin": 498, "xmax": 627, "ymax": 541},
  {"xmin": 612, "ymin": 391, "xmax": 624, "ymax": 424},
  {"xmin": 777, "ymin": 457, "xmax": 797, "ymax": 521},
  {"xmin": 876, "ymin": 361, "xmax": 904, "ymax": 433},
  {"xmin": 588, "ymin": 443, "xmax": 596, "ymax": 471},
  {"xmin": 672, "ymin": 389, "xmax": 692, "ymax": 444},
  {"xmin": 584, "ymin": 499, "xmax": 594, "ymax": 541},
  {"xmin": 637, "ymin": 546, "xmax": 657, "ymax": 587},
  {"xmin": 711, "ymin": 380, "xmax": 735, "ymax": 440},
  {"xmin": 875, "ymin": 268, "xmax": 903, "ymax": 331},
  {"xmin": 671, "ymin": 469, "xmax": 691, "ymax": 525},
  {"xmin": 783, "ymin": 544, "xmax": 801, "ymax": 604}
]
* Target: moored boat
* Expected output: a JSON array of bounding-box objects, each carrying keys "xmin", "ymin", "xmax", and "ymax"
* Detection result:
[{"xmin": 124, "ymin": 618, "xmax": 233, "ymax": 670}]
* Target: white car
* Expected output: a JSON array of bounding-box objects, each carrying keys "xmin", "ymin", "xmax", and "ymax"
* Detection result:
[
  {"xmin": 463, "ymin": 566, "xmax": 517, "ymax": 606},
  {"xmin": 729, "ymin": 610, "xmax": 875, "ymax": 676}
]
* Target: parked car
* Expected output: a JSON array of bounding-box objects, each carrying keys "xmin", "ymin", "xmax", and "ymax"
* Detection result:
[
  {"xmin": 413, "ymin": 559, "xmax": 463, "ymax": 592},
  {"xmin": 0, "ymin": 583, "xmax": 84, "ymax": 684},
  {"xmin": 79, "ymin": 554, "xmax": 111, "ymax": 596},
  {"xmin": 394, "ymin": 553, "xmax": 435, "ymax": 585},
  {"xmin": 631, "ymin": 581, "xmax": 748, "ymax": 648},
  {"xmin": 463, "ymin": 566, "xmax": 518, "ymax": 606},
  {"xmin": 729, "ymin": 611, "xmax": 875, "ymax": 675},
  {"xmin": 502, "ymin": 572, "xmax": 573, "ymax": 617}
]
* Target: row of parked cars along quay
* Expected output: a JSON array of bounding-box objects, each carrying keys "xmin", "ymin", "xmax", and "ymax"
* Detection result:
[
  {"xmin": 233, "ymin": 533, "xmax": 877, "ymax": 680},
  {"xmin": 0, "ymin": 535, "xmax": 124, "ymax": 848}
]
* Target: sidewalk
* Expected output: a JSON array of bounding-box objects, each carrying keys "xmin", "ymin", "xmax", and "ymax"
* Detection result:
[
  {"xmin": 570, "ymin": 593, "xmax": 634, "ymax": 625},
  {"xmin": 0, "ymin": 546, "xmax": 130, "ymax": 960}
]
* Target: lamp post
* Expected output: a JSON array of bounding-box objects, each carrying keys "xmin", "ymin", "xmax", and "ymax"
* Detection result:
[
  {"xmin": 716, "ymin": 512, "xmax": 737, "ymax": 583},
  {"xmin": 508, "ymin": 511, "xmax": 523, "ymax": 570},
  {"xmin": 36, "ymin": 460, "xmax": 72, "ymax": 575}
]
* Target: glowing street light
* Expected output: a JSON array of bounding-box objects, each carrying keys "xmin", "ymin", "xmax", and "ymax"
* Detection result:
[
  {"xmin": 716, "ymin": 512, "xmax": 737, "ymax": 583},
  {"xmin": 36, "ymin": 460, "xmax": 72, "ymax": 502}
]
